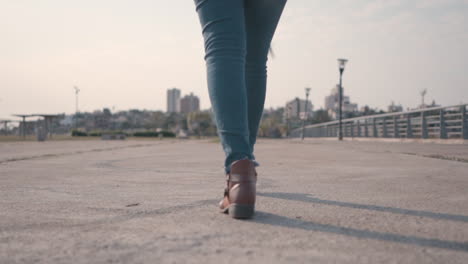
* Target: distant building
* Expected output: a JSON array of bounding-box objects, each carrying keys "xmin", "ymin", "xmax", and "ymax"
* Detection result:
[
  {"xmin": 284, "ymin": 97, "xmax": 313, "ymax": 121},
  {"xmin": 60, "ymin": 115, "xmax": 74, "ymax": 126},
  {"xmin": 167, "ymin": 88, "xmax": 181, "ymax": 113},
  {"xmin": 180, "ymin": 93, "xmax": 200, "ymax": 113},
  {"xmin": 388, "ymin": 101, "xmax": 403, "ymax": 113},
  {"xmin": 324, "ymin": 85, "xmax": 358, "ymax": 119}
]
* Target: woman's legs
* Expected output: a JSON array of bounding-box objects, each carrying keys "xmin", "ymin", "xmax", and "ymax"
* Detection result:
[
  {"xmin": 244, "ymin": 0, "xmax": 287, "ymax": 157},
  {"xmin": 194, "ymin": 0, "xmax": 286, "ymax": 173},
  {"xmin": 195, "ymin": 0, "xmax": 251, "ymax": 173}
]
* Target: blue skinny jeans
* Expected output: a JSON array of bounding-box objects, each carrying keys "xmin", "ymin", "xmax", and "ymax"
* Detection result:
[{"xmin": 194, "ymin": 0, "xmax": 287, "ymax": 173}]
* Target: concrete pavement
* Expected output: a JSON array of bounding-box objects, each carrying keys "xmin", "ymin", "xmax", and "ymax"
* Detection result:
[{"xmin": 1, "ymin": 138, "xmax": 468, "ymax": 263}]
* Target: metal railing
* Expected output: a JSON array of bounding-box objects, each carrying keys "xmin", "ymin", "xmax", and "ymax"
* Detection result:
[{"xmin": 290, "ymin": 104, "xmax": 468, "ymax": 140}]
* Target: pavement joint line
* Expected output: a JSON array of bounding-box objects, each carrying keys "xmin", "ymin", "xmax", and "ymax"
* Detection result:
[
  {"xmin": 91, "ymin": 158, "xmax": 223, "ymax": 176},
  {"xmin": 0, "ymin": 143, "xmax": 160, "ymax": 164},
  {"xmin": 400, "ymin": 152, "xmax": 468, "ymax": 164}
]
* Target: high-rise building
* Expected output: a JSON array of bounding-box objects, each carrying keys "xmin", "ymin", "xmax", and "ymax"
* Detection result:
[
  {"xmin": 324, "ymin": 85, "xmax": 358, "ymax": 119},
  {"xmin": 284, "ymin": 97, "xmax": 313, "ymax": 121},
  {"xmin": 180, "ymin": 93, "xmax": 200, "ymax": 113},
  {"xmin": 167, "ymin": 88, "xmax": 181, "ymax": 113}
]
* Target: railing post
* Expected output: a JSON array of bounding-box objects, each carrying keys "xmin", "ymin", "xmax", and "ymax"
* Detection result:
[
  {"xmin": 357, "ymin": 120, "xmax": 361, "ymax": 137},
  {"xmin": 350, "ymin": 122, "xmax": 354, "ymax": 137},
  {"xmin": 462, "ymin": 106, "xmax": 467, "ymax": 140},
  {"xmin": 373, "ymin": 118, "xmax": 378, "ymax": 137},
  {"xmin": 393, "ymin": 116, "xmax": 399, "ymax": 138},
  {"xmin": 382, "ymin": 117, "xmax": 388, "ymax": 138},
  {"xmin": 421, "ymin": 111, "xmax": 428, "ymax": 139},
  {"xmin": 406, "ymin": 114, "xmax": 413, "ymax": 138},
  {"xmin": 364, "ymin": 119, "xmax": 369, "ymax": 137},
  {"xmin": 439, "ymin": 109, "xmax": 447, "ymax": 139}
]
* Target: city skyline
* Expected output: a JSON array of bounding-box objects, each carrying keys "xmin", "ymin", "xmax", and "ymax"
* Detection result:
[
  {"xmin": 167, "ymin": 88, "xmax": 200, "ymax": 114},
  {"xmin": 1, "ymin": 0, "xmax": 467, "ymax": 120}
]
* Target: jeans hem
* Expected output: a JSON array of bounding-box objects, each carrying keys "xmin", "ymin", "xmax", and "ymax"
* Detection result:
[{"xmin": 224, "ymin": 158, "xmax": 260, "ymax": 174}]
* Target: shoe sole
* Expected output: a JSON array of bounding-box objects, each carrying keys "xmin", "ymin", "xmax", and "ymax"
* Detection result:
[{"xmin": 228, "ymin": 204, "xmax": 255, "ymax": 219}]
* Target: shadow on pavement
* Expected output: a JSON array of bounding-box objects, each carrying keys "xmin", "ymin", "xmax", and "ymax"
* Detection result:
[
  {"xmin": 252, "ymin": 211, "xmax": 468, "ymax": 252},
  {"xmin": 258, "ymin": 192, "xmax": 468, "ymax": 223}
]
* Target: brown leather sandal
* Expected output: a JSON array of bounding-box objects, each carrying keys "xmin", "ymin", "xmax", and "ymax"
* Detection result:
[{"xmin": 219, "ymin": 159, "xmax": 257, "ymax": 219}]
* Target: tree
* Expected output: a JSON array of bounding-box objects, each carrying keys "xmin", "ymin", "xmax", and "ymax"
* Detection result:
[
  {"xmin": 187, "ymin": 111, "xmax": 216, "ymax": 137},
  {"xmin": 311, "ymin": 109, "xmax": 331, "ymax": 124},
  {"xmin": 164, "ymin": 112, "xmax": 186, "ymax": 132},
  {"xmin": 259, "ymin": 107, "xmax": 286, "ymax": 138}
]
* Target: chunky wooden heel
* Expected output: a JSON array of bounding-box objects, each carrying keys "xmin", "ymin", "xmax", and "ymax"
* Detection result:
[{"xmin": 229, "ymin": 204, "xmax": 255, "ymax": 219}]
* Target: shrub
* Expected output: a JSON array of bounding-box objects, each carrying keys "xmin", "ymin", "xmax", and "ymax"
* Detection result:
[
  {"xmin": 89, "ymin": 131, "xmax": 128, "ymax": 137},
  {"xmin": 71, "ymin": 130, "xmax": 88, "ymax": 137},
  {"xmin": 133, "ymin": 131, "xmax": 159, "ymax": 137},
  {"xmin": 88, "ymin": 131, "xmax": 102, "ymax": 137},
  {"xmin": 159, "ymin": 131, "xmax": 176, "ymax": 137},
  {"xmin": 133, "ymin": 131, "xmax": 175, "ymax": 138}
]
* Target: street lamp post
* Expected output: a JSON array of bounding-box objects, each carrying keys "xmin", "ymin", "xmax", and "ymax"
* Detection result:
[
  {"xmin": 74, "ymin": 86, "xmax": 80, "ymax": 114},
  {"xmin": 286, "ymin": 105, "xmax": 291, "ymax": 137},
  {"xmin": 21, "ymin": 116, "xmax": 26, "ymax": 139},
  {"xmin": 301, "ymin": 87, "xmax": 311, "ymax": 140},
  {"xmin": 337, "ymin": 58, "xmax": 348, "ymax": 141},
  {"xmin": 73, "ymin": 86, "xmax": 80, "ymax": 129}
]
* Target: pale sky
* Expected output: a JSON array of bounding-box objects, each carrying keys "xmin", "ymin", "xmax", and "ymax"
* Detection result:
[{"xmin": 1, "ymin": 0, "xmax": 467, "ymax": 120}]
